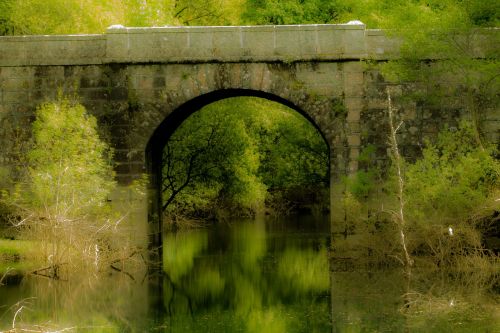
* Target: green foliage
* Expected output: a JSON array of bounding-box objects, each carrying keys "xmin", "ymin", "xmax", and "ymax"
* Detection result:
[
  {"xmin": 258, "ymin": 109, "xmax": 329, "ymax": 190},
  {"xmin": 3, "ymin": 0, "xmax": 124, "ymax": 35},
  {"xmin": 242, "ymin": 0, "xmax": 340, "ymax": 25},
  {"xmin": 0, "ymin": 0, "xmax": 16, "ymax": 35},
  {"xmin": 3, "ymin": 95, "xmax": 121, "ymax": 272},
  {"xmin": 0, "ymin": 239, "xmax": 33, "ymax": 257},
  {"xmin": 161, "ymin": 219, "xmax": 331, "ymax": 333},
  {"xmin": 343, "ymin": 145, "xmax": 379, "ymax": 199},
  {"xmin": 405, "ymin": 122, "xmax": 499, "ymax": 221},
  {"xmin": 386, "ymin": 121, "xmax": 500, "ymax": 267},
  {"xmin": 162, "ymin": 98, "xmax": 268, "ymax": 217},
  {"xmin": 0, "ymin": 0, "xmax": 245, "ymax": 35},
  {"xmin": 1, "ymin": 0, "xmax": 498, "ymax": 35},
  {"xmin": 335, "ymin": 122, "xmax": 500, "ymax": 268},
  {"xmin": 336, "ymin": 0, "xmax": 498, "ymax": 29},
  {"xmin": 170, "ymin": 0, "xmax": 245, "ymax": 26},
  {"xmin": 344, "ymin": 170, "xmax": 376, "ymax": 199},
  {"xmin": 162, "ymin": 97, "xmax": 328, "ymax": 220},
  {"xmin": 277, "ymin": 246, "xmax": 329, "ymax": 292},
  {"xmin": 163, "ymin": 230, "xmax": 208, "ymax": 282},
  {"xmin": 24, "ymin": 96, "xmax": 115, "ymax": 217},
  {"xmin": 370, "ymin": 1, "xmax": 499, "ymax": 149}
]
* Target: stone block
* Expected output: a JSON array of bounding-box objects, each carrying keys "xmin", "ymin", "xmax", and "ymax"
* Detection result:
[
  {"xmin": 481, "ymin": 120, "xmax": 500, "ymax": 134},
  {"xmin": 1, "ymin": 78, "xmax": 31, "ymax": 91},
  {"xmin": 0, "ymin": 67, "xmax": 34, "ymax": 78},
  {"xmin": 106, "ymin": 32, "xmax": 130, "ymax": 61},
  {"xmin": 241, "ymin": 26, "xmax": 275, "ymax": 58},
  {"xmin": 115, "ymin": 174, "xmax": 132, "ymax": 185},
  {"xmin": 135, "ymin": 76, "xmax": 154, "ymax": 90},
  {"xmin": 128, "ymin": 34, "xmax": 156, "ymax": 59},
  {"xmin": 316, "ymin": 28, "xmax": 344, "ymax": 56},
  {"xmin": 343, "ymin": 65, "xmax": 364, "ymax": 97},
  {"xmin": 129, "ymin": 162, "xmax": 145, "ymax": 174},
  {"xmin": 349, "ymin": 147, "xmax": 360, "ymax": 160},
  {"xmin": 347, "ymin": 104, "xmax": 361, "ymax": 121},
  {"xmin": 110, "ymin": 87, "xmax": 128, "ymax": 101},
  {"xmin": 344, "ymin": 82, "xmax": 364, "ymax": 98},
  {"xmin": 74, "ymin": 39, "xmax": 106, "ymax": 59},
  {"xmin": 187, "ymin": 30, "xmax": 214, "ymax": 58},
  {"xmin": 300, "ymin": 28, "xmax": 321, "ymax": 57},
  {"xmin": 343, "ymin": 62, "xmax": 364, "ymax": 73},
  {"xmin": 343, "ymin": 29, "xmax": 365, "ymax": 56},
  {"xmin": 295, "ymin": 62, "xmax": 339, "ymax": 85},
  {"xmin": 345, "ymin": 96, "xmax": 363, "ymax": 110},
  {"xmin": 212, "ymin": 29, "xmax": 243, "ymax": 57},
  {"xmin": 347, "ymin": 134, "xmax": 361, "ymax": 146},
  {"xmin": 348, "ymin": 160, "xmax": 359, "ymax": 173},
  {"xmin": 344, "ymin": 71, "xmax": 364, "ymax": 85},
  {"xmin": 3, "ymin": 91, "xmax": 29, "ymax": 104},
  {"xmin": 0, "ymin": 41, "xmax": 25, "ymax": 65},
  {"xmin": 153, "ymin": 76, "xmax": 166, "ymax": 88},
  {"xmin": 348, "ymin": 121, "xmax": 360, "ymax": 133},
  {"xmin": 157, "ymin": 32, "xmax": 189, "ymax": 58},
  {"xmin": 365, "ymin": 30, "xmax": 401, "ymax": 59},
  {"xmin": 274, "ymin": 28, "xmax": 302, "ymax": 56},
  {"xmin": 367, "ymin": 98, "xmax": 387, "ymax": 109}
]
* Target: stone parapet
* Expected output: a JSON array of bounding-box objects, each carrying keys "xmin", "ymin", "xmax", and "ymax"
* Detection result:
[
  {"xmin": 1, "ymin": 25, "xmax": 497, "ymax": 67},
  {"xmin": 1, "ymin": 24, "xmax": 368, "ymax": 66}
]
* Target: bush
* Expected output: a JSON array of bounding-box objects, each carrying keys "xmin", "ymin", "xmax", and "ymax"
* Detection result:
[
  {"xmin": 402, "ymin": 121, "xmax": 500, "ymax": 266},
  {"xmin": 405, "ymin": 121, "xmax": 499, "ymax": 222},
  {"xmin": 5, "ymin": 95, "xmax": 123, "ymax": 276},
  {"xmin": 337, "ymin": 122, "xmax": 500, "ymax": 268}
]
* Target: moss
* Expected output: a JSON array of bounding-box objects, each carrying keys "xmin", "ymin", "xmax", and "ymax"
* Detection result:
[{"xmin": 331, "ymin": 97, "xmax": 347, "ymax": 118}]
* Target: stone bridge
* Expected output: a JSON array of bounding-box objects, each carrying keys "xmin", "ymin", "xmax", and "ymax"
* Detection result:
[{"xmin": 0, "ymin": 24, "xmax": 498, "ymax": 248}]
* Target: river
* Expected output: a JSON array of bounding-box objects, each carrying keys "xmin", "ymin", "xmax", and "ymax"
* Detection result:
[{"xmin": 0, "ymin": 214, "xmax": 498, "ymax": 332}]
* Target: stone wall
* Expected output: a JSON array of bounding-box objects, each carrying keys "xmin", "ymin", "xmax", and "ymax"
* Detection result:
[
  {"xmin": 0, "ymin": 24, "xmax": 498, "ymax": 217},
  {"xmin": 0, "ymin": 61, "xmax": 351, "ymax": 183}
]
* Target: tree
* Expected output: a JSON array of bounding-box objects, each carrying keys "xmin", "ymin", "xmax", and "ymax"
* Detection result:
[
  {"xmin": 7, "ymin": 94, "xmax": 117, "ymax": 274},
  {"xmin": 161, "ymin": 97, "xmax": 329, "ymax": 220},
  {"xmin": 26, "ymin": 96, "xmax": 115, "ymax": 216},
  {"xmin": 242, "ymin": 0, "xmax": 341, "ymax": 25},
  {"xmin": 0, "ymin": 0, "xmax": 16, "ymax": 35},
  {"xmin": 367, "ymin": 0, "xmax": 500, "ymax": 147},
  {"xmin": 162, "ymin": 98, "xmax": 266, "ymax": 219},
  {"xmin": 0, "ymin": 0, "xmax": 244, "ymax": 35}
]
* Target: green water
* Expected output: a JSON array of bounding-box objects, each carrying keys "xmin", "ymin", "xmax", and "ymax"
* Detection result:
[
  {"xmin": 0, "ymin": 215, "xmax": 498, "ymax": 332},
  {"xmin": 159, "ymin": 215, "xmax": 331, "ymax": 333}
]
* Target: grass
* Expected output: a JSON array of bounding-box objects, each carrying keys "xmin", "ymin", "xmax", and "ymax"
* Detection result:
[
  {"xmin": 0, "ymin": 239, "xmax": 35, "ymax": 256},
  {"xmin": 0, "ymin": 239, "xmax": 37, "ymax": 276}
]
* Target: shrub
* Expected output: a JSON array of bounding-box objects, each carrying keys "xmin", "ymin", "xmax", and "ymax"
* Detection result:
[
  {"xmin": 402, "ymin": 121, "xmax": 499, "ymax": 266},
  {"xmin": 5, "ymin": 95, "xmax": 122, "ymax": 275},
  {"xmin": 405, "ymin": 121, "xmax": 499, "ymax": 222}
]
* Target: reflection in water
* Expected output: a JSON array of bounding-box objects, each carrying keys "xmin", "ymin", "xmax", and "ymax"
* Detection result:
[
  {"xmin": 0, "ymin": 272, "xmax": 150, "ymax": 332},
  {"xmin": 0, "ymin": 214, "xmax": 498, "ymax": 332},
  {"xmin": 331, "ymin": 269, "xmax": 500, "ymax": 333},
  {"xmin": 161, "ymin": 215, "xmax": 332, "ymax": 333}
]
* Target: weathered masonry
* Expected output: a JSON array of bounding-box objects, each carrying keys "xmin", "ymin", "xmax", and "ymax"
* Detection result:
[{"xmin": 0, "ymin": 24, "xmax": 498, "ymax": 241}]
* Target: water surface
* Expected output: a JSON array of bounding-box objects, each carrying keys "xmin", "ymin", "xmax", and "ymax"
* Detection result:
[
  {"xmin": 1, "ymin": 214, "xmax": 498, "ymax": 332},
  {"xmin": 160, "ymin": 215, "xmax": 331, "ymax": 333}
]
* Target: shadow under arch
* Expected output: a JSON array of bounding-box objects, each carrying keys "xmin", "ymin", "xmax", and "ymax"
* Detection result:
[{"xmin": 145, "ymin": 88, "xmax": 331, "ymax": 260}]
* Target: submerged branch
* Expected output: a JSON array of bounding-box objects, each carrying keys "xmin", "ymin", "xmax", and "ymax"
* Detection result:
[{"xmin": 30, "ymin": 263, "xmax": 67, "ymax": 280}]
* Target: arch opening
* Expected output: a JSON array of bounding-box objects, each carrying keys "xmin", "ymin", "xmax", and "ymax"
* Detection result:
[{"xmin": 145, "ymin": 89, "xmax": 331, "ymax": 253}]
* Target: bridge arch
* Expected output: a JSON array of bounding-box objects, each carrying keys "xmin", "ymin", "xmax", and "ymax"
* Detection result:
[{"xmin": 145, "ymin": 88, "xmax": 333, "ymax": 257}]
